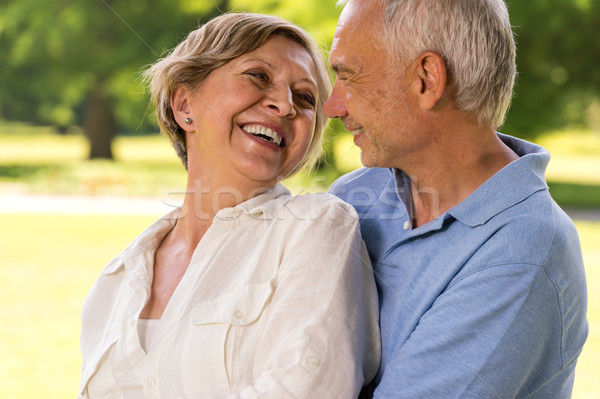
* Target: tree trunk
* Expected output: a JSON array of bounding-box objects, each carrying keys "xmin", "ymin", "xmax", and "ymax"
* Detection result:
[{"xmin": 84, "ymin": 79, "xmax": 115, "ymax": 159}]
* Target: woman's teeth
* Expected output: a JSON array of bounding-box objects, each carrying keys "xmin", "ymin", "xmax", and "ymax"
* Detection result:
[{"xmin": 242, "ymin": 125, "xmax": 283, "ymax": 146}]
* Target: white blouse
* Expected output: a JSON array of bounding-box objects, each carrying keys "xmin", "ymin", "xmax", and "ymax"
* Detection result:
[{"xmin": 79, "ymin": 185, "xmax": 380, "ymax": 398}]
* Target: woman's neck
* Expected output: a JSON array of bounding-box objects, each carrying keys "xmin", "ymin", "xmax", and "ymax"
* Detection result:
[{"xmin": 174, "ymin": 171, "xmax": 276, "ymax": 246}]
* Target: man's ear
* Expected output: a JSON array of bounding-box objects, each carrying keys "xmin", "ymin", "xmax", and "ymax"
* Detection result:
[
  {"xmin": 414, "ymin": 51, "xmax": 447, "ymax": 110},
  {"xmin": 171, "ymin": 85, "xmax": 194, "ymax": 131}
]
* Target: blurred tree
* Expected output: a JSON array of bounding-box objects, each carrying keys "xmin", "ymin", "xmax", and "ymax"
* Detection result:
[
  {"xmin": 504, "ymin": 0, "xmax": 600, "ymax": 137},
  {"xmin": 2, "ymin": 0, "xmax": 598, "ymax": 162},
  {"xmin": 231, "ymin": 0, "xmax": 341, "ymax": 46},
  {"xmin": 0, "ymin": 0, "xmax": 228, "ymax": 158}
]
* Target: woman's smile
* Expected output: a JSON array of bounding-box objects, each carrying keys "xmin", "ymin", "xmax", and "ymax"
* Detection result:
[{"xmin": 239, "ymin": 122, "xmax": 286, "ymax": 147}]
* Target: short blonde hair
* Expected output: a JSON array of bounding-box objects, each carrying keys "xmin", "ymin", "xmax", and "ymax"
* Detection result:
[{"xmin": 144, "ymin": 12, "xmax": 332, "ymax": 172}]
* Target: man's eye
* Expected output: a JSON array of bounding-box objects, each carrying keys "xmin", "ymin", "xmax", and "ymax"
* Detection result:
[{"xmin": 295, "ymin": 93, "xmax": 316, "ymax": 108}]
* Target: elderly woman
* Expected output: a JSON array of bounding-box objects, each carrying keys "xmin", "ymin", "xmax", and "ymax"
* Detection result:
[{"xmin": 79, "ymin": 13, "xmax": 380, "ymax": 399}]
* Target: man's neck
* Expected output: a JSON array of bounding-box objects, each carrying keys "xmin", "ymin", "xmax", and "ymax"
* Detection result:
[{"xmin": 406, "ymin": 127, "xmax": 518, "ymax": 228}]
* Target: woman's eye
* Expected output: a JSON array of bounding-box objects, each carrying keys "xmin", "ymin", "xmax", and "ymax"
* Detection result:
[
  {"xmin": 245, "ymin": 71, "xmax": 269, "ymax": 83},
  {"xmin": 295, "ymin": 93, "xmax": 316, "ymax": 108}
]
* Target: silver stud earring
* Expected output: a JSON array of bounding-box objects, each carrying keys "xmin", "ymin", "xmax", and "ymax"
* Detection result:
[{"xmin": 184, "ymin": 117, "xmax": 192, "ymax": 125}]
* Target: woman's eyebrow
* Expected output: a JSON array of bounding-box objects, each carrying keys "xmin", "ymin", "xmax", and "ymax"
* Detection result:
[{"xmin": 241, "ymin": 58, "xmax": 274, "ymax": 69}]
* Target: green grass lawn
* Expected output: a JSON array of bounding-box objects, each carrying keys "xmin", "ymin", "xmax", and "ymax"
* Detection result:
[
  {"xmin": 0, "ymin": 124, "xmax": 188, "ymax": 197},
  {"xmin": 1, "ymin": 122, "xmax": 599, "ymax": 397},
  {"xmin": 0, "ymin": 213, "xmax": 158, "ymax": 398},
  {"xmin": 572, "ymin": 221, "xmax": 600, "ymax": 399}
]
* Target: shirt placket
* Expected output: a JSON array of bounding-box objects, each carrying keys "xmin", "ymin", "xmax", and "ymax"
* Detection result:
[{"xmin": 116, "ymin": 254, "xmax": 160, "ymax": 397}]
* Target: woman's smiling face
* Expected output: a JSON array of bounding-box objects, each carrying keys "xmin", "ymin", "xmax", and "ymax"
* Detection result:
[{"xmin": 180, "ymin": 35, "xmax": 318, "ymax": 190}]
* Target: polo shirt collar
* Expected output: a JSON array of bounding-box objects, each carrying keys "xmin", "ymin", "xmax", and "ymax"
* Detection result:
[
  {"xmin": 392, "ymin": 133, "xmax": 550, "ymax": 228},
  {"xmin": 448, "ymin": 134, "xmax": 549, "ymax": 226}
]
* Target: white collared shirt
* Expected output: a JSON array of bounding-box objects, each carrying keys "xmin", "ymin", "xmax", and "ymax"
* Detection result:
[{"xmin": 79, "ymin": 185, "xmax": 380, "ymax": 398}]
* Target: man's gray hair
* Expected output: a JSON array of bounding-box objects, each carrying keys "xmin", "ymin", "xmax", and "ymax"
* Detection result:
[{"xmin": 379, "ymin": 0, "xmax": 516, "ymax": 129}]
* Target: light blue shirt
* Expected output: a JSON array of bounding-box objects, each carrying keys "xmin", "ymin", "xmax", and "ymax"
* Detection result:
[{"xmin": 330, "ymin": 134, "xmax": 588, "ymax": 398}]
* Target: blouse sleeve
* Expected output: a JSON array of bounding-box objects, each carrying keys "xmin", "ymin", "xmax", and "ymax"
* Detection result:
[{"xmin": 226, "ymin": 197, "xmax": 381, "ymax": 399}]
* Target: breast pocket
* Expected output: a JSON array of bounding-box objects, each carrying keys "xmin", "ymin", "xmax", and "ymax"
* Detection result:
[
  {"xmin": 191, "ymin": 279, "xmax": 275, "ymax": 327},
  {"xmin": 181, "ymin": 280, "xmax": 275, "ymax": 396}
]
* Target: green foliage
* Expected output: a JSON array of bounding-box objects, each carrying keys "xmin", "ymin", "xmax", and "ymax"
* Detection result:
[
  {"xmin": 504, "ymin": 0, "xmax": 600, "ymax": 137},
  {"xmin": 548, "ymin": 182, "xmax": 600, "ymax": 209},
  {"xmin": 231, "ymin": 0, "xmax": 341, "ymax": 46},
  {"xmin": 0, "ymin": 0, "xmax": 341, "ymax": 133},
  {"xmin": 0, "ymin": 0, "xmax": 223, "ymax": 131}
]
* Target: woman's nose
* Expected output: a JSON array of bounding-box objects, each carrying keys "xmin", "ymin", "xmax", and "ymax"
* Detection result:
[
  {"xmin": 262, "ymin": 86, "xmax": 296, "ymax": 118},
  {"xmin": 323, "ymin": 80, "xmax": 348, "ymax": 119}
]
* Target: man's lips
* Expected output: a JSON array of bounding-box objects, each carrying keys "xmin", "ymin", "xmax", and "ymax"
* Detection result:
[
  {"xmin": 345, "ymin": 126, "xmax": 365, "ymax": 145},
  {"xmin": 348, "ymin": 128, "xmax": 363, "ymax": 136}
]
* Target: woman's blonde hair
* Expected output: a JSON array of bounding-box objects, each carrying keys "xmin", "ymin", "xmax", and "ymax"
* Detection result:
[{"xmin": 144, "ymin": 12, "xmax": 332, "ymax": 172}]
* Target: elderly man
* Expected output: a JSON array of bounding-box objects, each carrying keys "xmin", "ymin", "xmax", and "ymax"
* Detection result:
[{"xmin": 326, "ymin": 0, "xmax": 588, "ymax": 397}]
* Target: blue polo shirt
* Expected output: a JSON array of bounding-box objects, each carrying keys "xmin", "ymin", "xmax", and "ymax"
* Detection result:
[{"xmin": 330, "ymin": 134, "xmax": 588, "ymax": 398}]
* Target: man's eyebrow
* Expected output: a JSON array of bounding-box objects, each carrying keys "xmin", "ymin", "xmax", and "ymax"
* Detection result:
[{"xmin": 331, "ymin": 63, "xmax": 354, "ymax": 75}]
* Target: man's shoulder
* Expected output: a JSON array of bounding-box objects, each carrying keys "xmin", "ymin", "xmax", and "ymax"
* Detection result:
[
  {"xmin": 500, "ymin": 189, "xmax": 577, "ymax": 239},
  {"xmin": 472, "ymin": 189, "xmax": 582, "ymax": 269}
]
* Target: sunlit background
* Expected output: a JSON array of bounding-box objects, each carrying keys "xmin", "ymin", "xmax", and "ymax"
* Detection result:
[{"xmin": 1, "ymin": 0, "xmax": 599, "ymax": 397}]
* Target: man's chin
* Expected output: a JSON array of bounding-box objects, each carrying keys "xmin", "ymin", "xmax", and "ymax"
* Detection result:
[
  {"xmin": 354, "ymin": 134, "xmax": 378, "ymax": 168},
  {"xmin": 359, "ymin": 152, "xmax": 378, "ymax": 168}
]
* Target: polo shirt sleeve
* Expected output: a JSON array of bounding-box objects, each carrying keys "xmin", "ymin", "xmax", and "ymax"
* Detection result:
[
  {"xmin": 226, "ymin": 196, "xmax": 381, "ymax": 399},
  {"xmin": 374, "ymin": 261, "xmax": 578, "ymax": 398}
]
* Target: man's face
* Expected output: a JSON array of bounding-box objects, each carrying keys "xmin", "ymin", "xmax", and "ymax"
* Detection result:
[{"xmin": 324, "ymin": 0, "xmax": 422, "ymax": 169}]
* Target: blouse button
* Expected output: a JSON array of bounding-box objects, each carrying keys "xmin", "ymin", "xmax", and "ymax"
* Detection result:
[
  {"xmin": 403, "ymin": 220, "xmax": 410, "ymax": 231},
  {"xmin": 307, "ymin": 355, "xmax": 320, "ymax": 366},
  {"xmin": 146, "ymin": 377, "xmax": 156, "ymax": 387},
  {"xmin": 234, "ymin": 309, "xmax": 245, "ymax": 319}
]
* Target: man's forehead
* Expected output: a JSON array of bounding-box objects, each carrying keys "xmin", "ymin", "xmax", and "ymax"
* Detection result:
[
  {"xmin": 334, "ymin": 0, "xmax": 362, "ymax": 33},
  {"xmin": 333, "ymin": 0, "xmax": 384, "ymax": 38}
]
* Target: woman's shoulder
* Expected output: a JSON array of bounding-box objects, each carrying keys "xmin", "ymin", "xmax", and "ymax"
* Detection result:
[
  {"xmin": 277, "ymin": 191, "xmax": 359, "ymax": 224},
  {"xmin": 97, "ymin": 209, "xmax": 180, "ymax": 276}
]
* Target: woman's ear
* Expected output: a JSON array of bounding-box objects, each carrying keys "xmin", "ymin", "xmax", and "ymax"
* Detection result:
[
  {"xmin": 414, "ymin": 51, "xmax": 447, "ymax": 110},
  {"xmin": 171, "ymin": 86, "xmax": 194, "ymax": 131}
]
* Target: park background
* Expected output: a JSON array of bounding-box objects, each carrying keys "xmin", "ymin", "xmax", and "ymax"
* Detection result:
[{"xmin": 0, "ymin": 0, "xmax": 599, "ymax": 397}]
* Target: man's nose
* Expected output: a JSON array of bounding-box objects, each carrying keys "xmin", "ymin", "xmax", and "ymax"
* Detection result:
[{"xmin": 323, "ymin": 81, "xmax": 348, "ymax": 119}]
